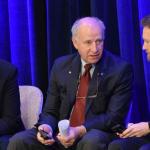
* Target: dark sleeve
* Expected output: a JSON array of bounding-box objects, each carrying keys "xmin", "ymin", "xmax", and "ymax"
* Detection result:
[
  {"xmin": 84, "ymin": 64, "xmax": 133, "ymax": 131},
  {"xmin": 37, "ymin": 61, "xmax": 59, "ymax": 132},
  {"xmin": 0, "ymin": 67, "xmax": 23, "ymax": 135}
]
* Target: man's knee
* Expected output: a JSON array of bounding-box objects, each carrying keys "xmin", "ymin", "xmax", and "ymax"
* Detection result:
[
  {"xmin": 108, "ymin": 140, "xmax": 123, "ymax": 150},
  {"xmin": 78, "ymin": 134, "xmax": 99, "ymax": 146},
  {"xmin": 8, "ymin": 132, "xmax": 27, "ymax": 149},
  {"xmin": 77, "ymin": 129, "xmax": 114, "ymax": 150},
  {"xmin": 77, "ymin": 136, "xmax": 100, "ymax": 150},
  {"xmin": 8, "ymin": 129, "xmax": 37, "ymax": 150}
]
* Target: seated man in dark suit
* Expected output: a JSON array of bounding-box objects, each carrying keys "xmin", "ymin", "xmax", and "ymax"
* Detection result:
[
  {"xmin": 7, "ymin": 17, "xmax": 133, "ymax": 150},
  {"xmin": 108, "ymin": 15, "xmax": 150, "ymax": 150},
  {"xmin": 0, "ymin": 59, "xmax": 24, "ymax": 150}
]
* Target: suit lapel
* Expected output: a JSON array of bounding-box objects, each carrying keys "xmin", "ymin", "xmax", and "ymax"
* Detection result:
[
  {"xmin": 66, "ymin": 54, "xmax": 81, "ymax": 106},
  {"xmin": 85, "ymin": 52, "xmax": 107, "ymax": 115}
]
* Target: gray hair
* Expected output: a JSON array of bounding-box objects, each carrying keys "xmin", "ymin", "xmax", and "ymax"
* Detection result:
[{"xmin": 71, "ymin": 17, "xmax": 106, "ymax": 39}]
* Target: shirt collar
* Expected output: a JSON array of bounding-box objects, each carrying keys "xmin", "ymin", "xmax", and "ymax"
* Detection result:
[{"xmin": 80, "ymin": 59, "xmax": 95, "ymax": 76}]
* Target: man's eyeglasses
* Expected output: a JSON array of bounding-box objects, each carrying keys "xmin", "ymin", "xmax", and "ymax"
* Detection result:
[{"xmin": 76, "ymin": 74, "xmax": 99, "ymax": 99}]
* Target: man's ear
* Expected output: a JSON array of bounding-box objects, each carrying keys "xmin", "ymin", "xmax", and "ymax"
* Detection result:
[{"xmin": 72, "ymin": 37, "xmax": 78, "ymax": 50}]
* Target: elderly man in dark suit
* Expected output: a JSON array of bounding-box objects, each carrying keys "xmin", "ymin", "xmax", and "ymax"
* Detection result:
[
  {"xmin": 7, "ymin": 17, "xmax": 133, "ymax": 150},
  {"xmin": 0, "ymin": 60, "xmax": 24, "ymax": 150}
]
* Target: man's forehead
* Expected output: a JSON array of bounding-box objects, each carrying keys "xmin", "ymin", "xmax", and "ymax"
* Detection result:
[
  {"xmin": 77, "ymin": 26, "xmax": 103, "ymax": 39},
  {"xmin": 143, "ymin": 27, "xmax": 150, "ymax": 39},
  {"xmin": 143, "ymin": 27, "xmax": 150, "ymax": 33}
]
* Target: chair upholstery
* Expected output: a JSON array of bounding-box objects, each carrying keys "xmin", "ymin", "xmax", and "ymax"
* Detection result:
[{"xmin": 19, "ymin": 85, "xmax": 43, "ymax": 129}]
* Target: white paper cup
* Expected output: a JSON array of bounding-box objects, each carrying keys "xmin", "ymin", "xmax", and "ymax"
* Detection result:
[{"xmin": 58, "ymin": 119, "xmax": 70, "ymax": 137}]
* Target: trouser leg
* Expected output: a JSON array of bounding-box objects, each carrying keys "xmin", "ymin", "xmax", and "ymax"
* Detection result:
[
  {"xmin": 108, "ymin": 137, "xmax": 150, "ymax": 150},
  {"xmin": 76, "ymin": 129, "xmax": 116, "ymax": 150},
  {"xmin": 140, "ymin": 143, "xmax": 150, "ymax": 150},
  {"xmin": 7, "ymin": 128, "xmax": 51, "ymax": 150}
]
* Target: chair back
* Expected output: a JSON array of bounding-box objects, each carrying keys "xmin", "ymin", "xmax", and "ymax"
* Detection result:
[{"xmin": 19, "ymin": 85, "xmax": 43, "ymax": 129}]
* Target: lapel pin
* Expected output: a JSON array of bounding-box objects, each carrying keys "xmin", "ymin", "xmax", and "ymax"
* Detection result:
[{"xmin": 68, "ymin": 71, "xmax": 72, "ymax": 74}]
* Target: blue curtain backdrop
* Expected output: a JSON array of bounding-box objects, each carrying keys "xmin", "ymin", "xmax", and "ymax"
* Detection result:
[{"xmin": 0, "ymin": 0, "xmax": 150, "ymax": 123}]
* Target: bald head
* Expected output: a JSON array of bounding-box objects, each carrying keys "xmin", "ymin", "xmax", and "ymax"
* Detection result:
[{"xmin": 71, "ymin": 17, "xmax": 105, "ymax": 40}]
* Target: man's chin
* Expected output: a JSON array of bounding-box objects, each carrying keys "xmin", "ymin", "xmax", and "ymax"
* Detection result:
[
  {"xmin": 88, "ymin": 56, "xmax": 102, "ymax": 64},
  {"xmin": 88, "ymin": 58, "xmax": 100, "ymax": 64}
]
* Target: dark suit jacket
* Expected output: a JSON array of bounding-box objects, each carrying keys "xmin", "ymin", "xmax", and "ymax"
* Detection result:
[
  {"xmin": 38, "ymin": 50, "xmax": 133, "ymax": 133},
  {"xmin": 0, "ymin": 60, "xmax": 24, "ymax": 135}
]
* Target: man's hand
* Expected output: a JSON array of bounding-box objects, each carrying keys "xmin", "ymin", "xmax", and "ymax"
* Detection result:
[
  {"xmin": 119, "ymin": 122, "xmax": 150, "ymax": 138},
  {"xmin": 57, "ymin": 125, "xmax": 86, "ymax": 148},
  {"xmin": 37, "ymin": 124, "xmax": 55, "ymax": 145}
]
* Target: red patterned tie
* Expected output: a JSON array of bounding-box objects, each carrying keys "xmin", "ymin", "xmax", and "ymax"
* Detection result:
[{"xmin": 70, "ymin": 64, "xmax": 92, "ymax": 127}]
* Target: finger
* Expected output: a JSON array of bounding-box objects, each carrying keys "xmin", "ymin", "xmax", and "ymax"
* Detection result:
[
  {"xmin": 63, "ymin": 143, "xmax": 73, "ymax": 148},
  {"xmin": 37, "ymin": 132, "xmax": 45, "ymax": 142},
  {"xmin": 121, "ymin": 127, "xmax": 133, "ymax": 136},
  {"xmin": 128, "ymin": 123, "xmax": 134, "ymax": 127},
  {"xmin": 62, "ymin": 139, "xmax": 75, "ymax": 147},
  {"xmin": 38, "ymin": 126, "xmax": 44, "ymax": 131},
  {"xmin": 37, "ymin": 132, "xmax": 54, "ymax": 145},
  {"xmin": 42, "ymin": 138, "xmax": 55, "ymax": 145},
  {"xmin": 57, "ymin": 135, "xmax": 70, "ymax": 143},
  {"xmin": 121, "ymin": 130, "xmax": 136, "ymax": 138}
]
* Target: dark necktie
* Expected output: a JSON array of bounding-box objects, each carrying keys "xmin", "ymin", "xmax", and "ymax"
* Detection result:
[{"xmin": 70, "ymin": 64, "xmax": 92, "ymax": 127}]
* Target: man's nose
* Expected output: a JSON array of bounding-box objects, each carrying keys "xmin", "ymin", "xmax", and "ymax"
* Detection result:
[
  {"xmin": 142, "ymin": 42, "xmax": 146, "ymax": 51},
  {"xmin": 91, "ymin": 43, "xmax": 98, "ymax": 53}
]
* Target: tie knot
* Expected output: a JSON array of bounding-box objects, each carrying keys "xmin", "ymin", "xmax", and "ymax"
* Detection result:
[{"xmin": 84, "ymin": 64, "xmax": 92, "ymax": 75}]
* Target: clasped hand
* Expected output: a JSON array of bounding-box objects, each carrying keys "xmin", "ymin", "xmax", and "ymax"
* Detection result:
[
  {"xmin": 37, "ymin": 124, "xmax": 55, "ymax": 145},
  {"xmin": 118, "ymin": 122, "xmax": 150, "ymax": 138},
  {"xmin": 57, "ymin": 127, "xmax": 79, "ymax": 148}
]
